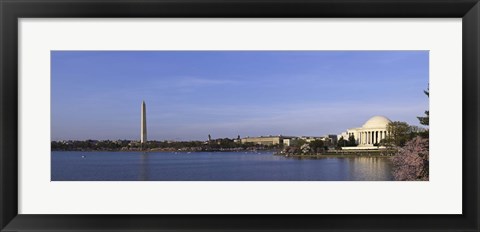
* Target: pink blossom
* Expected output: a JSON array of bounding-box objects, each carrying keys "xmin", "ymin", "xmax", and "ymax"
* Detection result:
[{"xmin": 391, "ymin": 136, "xmax": 429, "ymax": 181}]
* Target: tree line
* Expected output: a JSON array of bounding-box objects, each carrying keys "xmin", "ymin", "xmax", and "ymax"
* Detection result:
[{"xmin": 51, "ymin": 138, "xmax": 280, "ymax": 151}]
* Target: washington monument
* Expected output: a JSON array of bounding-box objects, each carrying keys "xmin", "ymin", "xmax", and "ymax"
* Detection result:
[{"xmin": 141, "ymin": 101, "xmax": 147, "ymax": 144}]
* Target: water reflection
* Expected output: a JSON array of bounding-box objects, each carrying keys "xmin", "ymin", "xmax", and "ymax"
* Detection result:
[
  {"xmin": 348, "ymin": 157, "xmax": 393, "ymax": 181},
  {"xmin": 52, "ymin": 151, "xmax": 394, "ymax": 181},
  {"xmin": 284, "ymin": 156, "xmax": 393, "ymax": 181},
  {"xmin": 138, "ymin": 152, "xmax": 150, "ymax": 181}
]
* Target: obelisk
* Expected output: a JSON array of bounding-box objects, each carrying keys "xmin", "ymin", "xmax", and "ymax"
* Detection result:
[{"xmin": 141, "ymin": 100, "xmax": 147, "ymax": 144}]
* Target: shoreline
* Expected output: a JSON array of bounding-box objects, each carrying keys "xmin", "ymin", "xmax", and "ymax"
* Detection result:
[
  {"xmin": 51, "ymin": 150, "xmax": 394, "ymax": 158},
  {"xmin": 279, "ymin": 154, "xmax": 393, "ymax": 158},
  {"xmin": 51, "ymin": 150, "xmax": 278, "ymax": 153}
]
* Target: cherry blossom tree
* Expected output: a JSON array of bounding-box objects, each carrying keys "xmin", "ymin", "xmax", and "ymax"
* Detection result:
[{"xmin": 391, "ymin": 136, "xmax": 429, "ymax": 181}]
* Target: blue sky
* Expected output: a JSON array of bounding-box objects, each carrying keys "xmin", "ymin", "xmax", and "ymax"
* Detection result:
[{"xmin": 51, "ymin": 51, "xmax": 429, "ymax": 141}]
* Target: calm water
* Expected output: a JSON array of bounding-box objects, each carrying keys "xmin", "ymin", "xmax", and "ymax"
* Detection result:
[{"xmin": 51, "ymin": 151, "xmax": 394, "ymax": 181}]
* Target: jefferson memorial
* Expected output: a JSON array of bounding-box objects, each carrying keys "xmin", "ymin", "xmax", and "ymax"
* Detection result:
[{"xmin": 338, "ymin": 115, "xmax": 392, "ymax": 149}]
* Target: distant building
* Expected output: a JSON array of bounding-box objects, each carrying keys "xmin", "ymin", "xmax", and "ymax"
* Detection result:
[
  {"xmin": 282, "ymin": 138, "xmax": 293, "ymax": 146},
  {"xmin": 315, "ymin": 135, "xmax": 337, "ymax": 147},
  {"xmin": 325, "ymin": 134, "xmax": 338, "ymax": 145},
  {"xmin": 241, "ymin": 135, "xmax": 336, "ymax": 147},
  {"xmin": 241, "ymin": 135, "xmax": 296, "ymax": 146},
  {"xmin": 338, "ymin": 115, "xmax": 392, "ymax": 149},
  {"xmin": 298, "ymin": 136, "xmax": 323, "ymax": 143}
]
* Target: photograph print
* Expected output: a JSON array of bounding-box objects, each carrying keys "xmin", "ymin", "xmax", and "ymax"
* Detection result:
[{"xmin": 51, "ymin": 51, "xmax": 429, "ymax": 181}]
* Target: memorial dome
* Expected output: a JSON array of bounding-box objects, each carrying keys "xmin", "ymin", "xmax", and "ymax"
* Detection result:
[{"xmin": 362, "ymin": 116, "xmax": 391, "ymax": 129}]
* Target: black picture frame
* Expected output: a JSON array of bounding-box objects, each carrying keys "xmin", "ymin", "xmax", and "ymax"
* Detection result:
[{"xmin": 1, "ymin": 0, "xmax": 479, "ymax": 231}]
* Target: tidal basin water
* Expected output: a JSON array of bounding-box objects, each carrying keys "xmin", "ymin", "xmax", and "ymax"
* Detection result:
[{"xmin": 51, "ymin": 151, "xmax": 394, "ymax": 181}]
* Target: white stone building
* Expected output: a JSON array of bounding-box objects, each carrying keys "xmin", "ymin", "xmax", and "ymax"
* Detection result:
[{"xmin": 338, "ymin": 116, "xmax": 392, "ymax": 148}]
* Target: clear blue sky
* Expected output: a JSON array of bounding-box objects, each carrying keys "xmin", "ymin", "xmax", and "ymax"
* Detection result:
[{"xmin": 51, "ymin": 51, "xmax": 429, "ymax": 141}]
